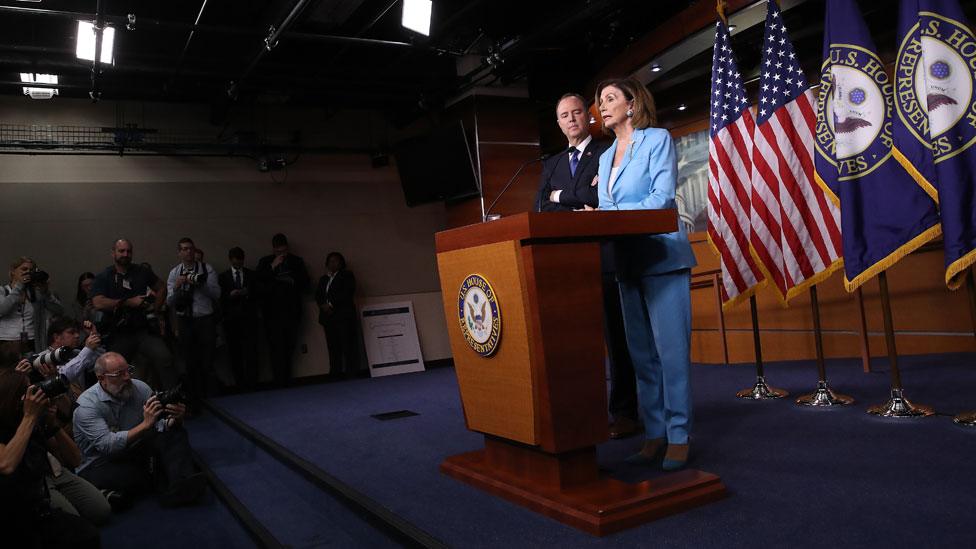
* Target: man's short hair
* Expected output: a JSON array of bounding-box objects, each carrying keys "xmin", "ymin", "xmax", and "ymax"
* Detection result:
[
  {"xmin": 94, "ymin": 352, "xmax": 125, "ymax": 376},
  {"xmin": 48, "ymin": 316, "xmax": 80, "ymax": 344},
  {"xmin": 228, "ymin": 247, "xmax": 245, "ymax": 260},
  {"xmin": 113, "ymin": 238, "xmax": 131, "ymax": 251},
  {"xmin": 272, "ymin": 233, "xmax": 288, "ymax": 247},
  {"xmin": 178, "ymin": 237, "xmax": 195, "ymax": 249},
  {"xmin": 557, "ymin": 93, "xmax": 588, "ymax": 110}
]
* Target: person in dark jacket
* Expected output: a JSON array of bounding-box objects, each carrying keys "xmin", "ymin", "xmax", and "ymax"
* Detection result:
[
  {"xmin": 314, "ymin": 252, "xmax": 359, "ymax": 379},
  {"xmin": 256, "ymin": 234, "xmax": 309, "ymax": 384}
]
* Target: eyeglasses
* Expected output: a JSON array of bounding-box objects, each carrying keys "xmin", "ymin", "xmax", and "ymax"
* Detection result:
[{"xmin": 101, "ymin": 365, "xmax": 135, "ymax": 378}]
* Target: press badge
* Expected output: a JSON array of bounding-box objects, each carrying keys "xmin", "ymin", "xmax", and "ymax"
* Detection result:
[{"xmin": 122, "ymin": 278, "xmax": 131, "ymax": 290}]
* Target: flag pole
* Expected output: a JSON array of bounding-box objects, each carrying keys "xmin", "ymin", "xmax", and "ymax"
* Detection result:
[
  {"xmin": 795, "ymin": 285, "xmax": 853, "ymax": 406},
  {"xmin": 736, "ymin": 295, "xmax": 788, "ymax": 399},
  {"xmin": 953, "ymin": 268, "xmax": 976, "ymax": 426},
  {"xmin": 867, "ymin": 271, "xmax": 934, "ymax": 417}
]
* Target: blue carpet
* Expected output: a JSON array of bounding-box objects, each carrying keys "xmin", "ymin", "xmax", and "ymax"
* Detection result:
[
  {"xmin": 188, "ymin": 411, "xmax": 398, "ymax": 548},
  {"xmin": 207, "ymin": 353, "xmax": 976, "ymax": 548},
  {"xmin": 98, "ymin": 479, "xmax": 256, "ymax": 549}
]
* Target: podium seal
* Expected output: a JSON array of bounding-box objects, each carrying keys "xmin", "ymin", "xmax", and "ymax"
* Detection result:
[{"xmin": 458, "ymin": 274, "xmax": 501, "ymax": 357}]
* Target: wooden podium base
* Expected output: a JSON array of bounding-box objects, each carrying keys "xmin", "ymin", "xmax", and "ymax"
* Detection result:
[{"xmin": 441, "ymin": 438, "xmax": 727, "ymax": 536}]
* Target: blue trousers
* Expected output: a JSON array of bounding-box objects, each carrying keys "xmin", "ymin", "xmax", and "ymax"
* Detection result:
[{"xmin": 617, "ymin": 269, "xmax": 692, "ymax": 444}]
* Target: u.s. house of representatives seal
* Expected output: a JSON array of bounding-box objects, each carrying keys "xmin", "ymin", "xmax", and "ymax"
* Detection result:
[
  {"xmin": 896, "ymin": 11, "xmax": 976, "ymax": 161},
  {"xmin": 816, "ymin": 44, "xmax": 894, "ymax": 180},
  {"xmin": 457, "ymin": 274, "xmax": 501, "ymax": 357}
]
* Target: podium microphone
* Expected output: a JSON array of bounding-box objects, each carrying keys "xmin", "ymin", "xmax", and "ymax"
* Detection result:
[{"xmin": 482, "ymin": 146, "xmax": 572, "ymax": 222}]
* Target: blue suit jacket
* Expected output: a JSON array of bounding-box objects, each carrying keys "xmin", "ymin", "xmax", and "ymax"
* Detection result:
[{"xmin": 597, "ymin": 127, "xmax": 697, "ymax": 279}]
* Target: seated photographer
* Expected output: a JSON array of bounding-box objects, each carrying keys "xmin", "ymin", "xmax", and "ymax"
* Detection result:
[
  {"xmin": 9, "ymin": 352, "xmax": 113, "ymax": 526},
  {"xmin": 0, "ymin": 370, "xmax": 102, "ymax": 548},
  {"xmin": 44, "ymin": 317, "xmax": 104, "ymax": 388},
  {"xmin": 0, "ymin": 256, "xmax": 65, "ymax": 356},
  {"xmin": 73, "ymin": 352, "xmax": 205, "ymax": 508},
  {"xmin": 167, "ymin": 238, "xmax": 221, "ymax": 409},
  {"xmin": 90, "ymin": 239, "xmax": 177, "ymax": 389}
]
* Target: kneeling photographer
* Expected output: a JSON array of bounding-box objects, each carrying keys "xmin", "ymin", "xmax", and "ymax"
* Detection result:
[
  {"xmin": 0, "ymin": 256, "xmax": 64, "ymax": 356},
  {"xmin": 167, "ymin": 238, "xmax": 220, "ymax": 411},
  {"xmin": 43, "ymin": 317, "xmax": 105, "ymax": 388},
  {"xmin": 72, "ymin": 352, "xmax": 205, "ymax": 508},
  {"xmin": 0, "ymin": 369, "xmax": 101, "ymax": 548}
]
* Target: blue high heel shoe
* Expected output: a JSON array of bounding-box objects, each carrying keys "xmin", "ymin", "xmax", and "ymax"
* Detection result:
[{"xmin": 662, "ymin": 443, "xmax": 690, "ymax": 471}]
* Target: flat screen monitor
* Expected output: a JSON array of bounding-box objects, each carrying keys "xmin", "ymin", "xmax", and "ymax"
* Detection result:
[{"xmin": 395, "ymin": 121, "xmax": 480, "ymax": 207}]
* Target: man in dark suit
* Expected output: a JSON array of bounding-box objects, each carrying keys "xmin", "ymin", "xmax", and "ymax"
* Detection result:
[
  {"xmin": 314, "ymin": 252, "xmax": 359, "ymax": 380},
  {"xmin": 219, "ymin": 247, "xmax": 258, "ymax": 391},
  {"xmin": 536, "ymin": 92, "xmax": 640, "ymax": 439},
  {"xmin": 256, "ymin": 234, "xmax": 309, "ymax": 385},
  {"xmin": 536, "ymin": 93, "xmax": 608, "ymax": 212}
]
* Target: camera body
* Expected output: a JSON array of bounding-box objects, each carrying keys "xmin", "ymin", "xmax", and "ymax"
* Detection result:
[
  {"xmin": 28, "ymin": 267, "xmax": 49, "ymax": 285},
  {"xmin": 174, "ymin": 266, "xmax": 206, "ymax": 317},
  {"xmin": 35, "ymin": 374, "xmax": 70, "ymax": 399},
  {"xmin": 154, "ymin": 385, "xmax": 187, "ymax": 418}
]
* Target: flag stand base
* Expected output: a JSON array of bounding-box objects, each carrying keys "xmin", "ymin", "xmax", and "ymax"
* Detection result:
[
  {"xmin": 953, "ymin": 411, "xmax": 976, "ymax": 426},
  {"xmin": 736, "ymin": 376, "xmax": 788, "ymax": 400},
  {"xmin": 867, "ymin": 388, "xmax": 934, "ymax": 418},
  {"xmin": 796, "ymin": 380, "xmax": 854, "ymax": 407}
]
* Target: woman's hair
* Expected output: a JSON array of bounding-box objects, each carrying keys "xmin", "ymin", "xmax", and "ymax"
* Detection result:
[
  {"xmin": 0, "ymin": 369, "xmax": 29, "ymax": 434},
  {"xmin": 76, "ymin": 271, "xmax": 95, "ymax": 306},
  {"xmin": 8, "ymin": 256, "xmax": 32, "ymax": 277},
  {"xmin": 594, "ymin": 78, "xmax": 658, "ymax": 132},
  {"xmin": 326, "ymin": 252, "xmax": 346, "ymax": 271}
]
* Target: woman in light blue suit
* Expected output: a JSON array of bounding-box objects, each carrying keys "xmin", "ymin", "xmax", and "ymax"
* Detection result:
[{"xmin": 592, "ymin": 78, "xmax": 697, "ymax": 470}]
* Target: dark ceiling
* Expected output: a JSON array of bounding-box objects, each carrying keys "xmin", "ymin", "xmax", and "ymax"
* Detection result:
[{"xmin": 0, "ymin": 0, "xmax": 695, "ymax": 122}]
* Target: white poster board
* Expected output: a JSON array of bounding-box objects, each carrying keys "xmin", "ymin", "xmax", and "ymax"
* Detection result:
[{"xmin": 360, "ymin": 301, "xmax": 426, "ymax": 377}]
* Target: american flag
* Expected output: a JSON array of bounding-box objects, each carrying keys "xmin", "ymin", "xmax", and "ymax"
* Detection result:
[
  {"xmin": 708, "ymin": 18, "xmax": 765, "ymax": 307},
  {"xmin": 749, "ymin": 0, "xmax": 842, "ymax": 302}
]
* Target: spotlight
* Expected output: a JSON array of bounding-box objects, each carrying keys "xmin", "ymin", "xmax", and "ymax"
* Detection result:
[
  {"xmin": 76, "ymin": 20, "xmax": 115, "ymax": 64},
  {"xmin": 402, "ymin": 0, "xmax": 432, "ymax": 36},
  {"xmin": 650, "ymin": 63, "xmax": 662, "ymax": 73},
  {"xmin": 728, "ymin": 24, "xmax": 737, "ymax": 32},
  {"xmin": 678, "ymin": 104, "xmax": 687, "ymax": 111},
  {"xmin": 126, "ymin": 13, "xmax": 136, "ymax": 31}
]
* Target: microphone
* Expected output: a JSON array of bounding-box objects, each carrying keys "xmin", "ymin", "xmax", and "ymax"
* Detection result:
[{"xmin": 482, "ymin": 146, "xmax": 573, "ymax": 222}]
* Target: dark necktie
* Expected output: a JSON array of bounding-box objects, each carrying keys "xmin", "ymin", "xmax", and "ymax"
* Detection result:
[
  {"xmin": 569, "ymin": 148, "xmax": 580, "ymax": 177},
  {"xmin": 234, "ymin": 269, "xmax": 242, "ymax": 289}
]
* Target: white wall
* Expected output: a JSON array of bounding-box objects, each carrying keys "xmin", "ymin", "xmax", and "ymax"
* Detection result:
[{"xmin": 0, "ymin": 97, "xmax": 452, "ymax": 378}]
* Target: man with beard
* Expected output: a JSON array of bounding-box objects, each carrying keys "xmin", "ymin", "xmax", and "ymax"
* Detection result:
[
  {"xmin": 72, "ymin": 352, "xmax": 204, "ymax": 507},
  {"xmin": 91, "ymin": 239, "xmax": 177, "ymax": 389}
]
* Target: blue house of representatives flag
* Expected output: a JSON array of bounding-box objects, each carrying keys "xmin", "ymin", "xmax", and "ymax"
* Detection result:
[
  {"xmin": 895, "ymin": 0, "xmax": 976, "ymax": 289},
  {"xmin": 814, "ymin": 0, "xmax": 942, "ymax": 291}
]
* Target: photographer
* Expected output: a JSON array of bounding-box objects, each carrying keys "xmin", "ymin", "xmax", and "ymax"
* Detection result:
[
  {"xmin": 73, "ymin": 352, "xmax": 205, "ymax": 508},
  {"xmin": 166, "ymin": 238, "xmax": 220, "ymax": 410},
  {"xmin": 0, "ymin": 257, "xmax": 64, "ymax": 355},
  {"xmin": 0, "ymin": 370, "xmax": 101, "ymax": 548},
  {"xmin": 35, "ymin": 317, "xmax": 103, "ymax": 388},
  {"xmin": 90, "ymin": 239, "xmax": 177, "ymax": 389}
]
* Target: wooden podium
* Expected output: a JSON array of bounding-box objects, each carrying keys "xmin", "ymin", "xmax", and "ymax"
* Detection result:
[{"xmin": 435, "ymin": 211, "xmax": 727, "ymax": 536}]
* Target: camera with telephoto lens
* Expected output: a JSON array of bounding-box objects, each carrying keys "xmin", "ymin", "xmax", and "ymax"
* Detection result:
[
  {"xmin": 154, "ymin": 384, "xmax": 187, "ymax": 418},
  {"xmin": 29, "ymin": 346, "xmax": 78, "ymax": 370}
]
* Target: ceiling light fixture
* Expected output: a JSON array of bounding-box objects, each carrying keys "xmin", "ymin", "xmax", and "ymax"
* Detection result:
[
  {"xmin": 650, "ymin": 63, "xmax": 662, "ymax": 73},
  {"xmin": 728, "ymin": 24, "xmax": 737, "ymax": 32},
  {"xmin": 20, "ymin": 73, "xmax": 60, "ymax": 99},
  {"xmin": 76, "ymin": 20, "xmax": 115, "ymax": 64},
  {"xmin": 677, "ymin": 104, "xmax": 687, "ymax": 111},
  {"xmin": 402, "ymin": 0, "xmax": 432, "ymax": 36}
]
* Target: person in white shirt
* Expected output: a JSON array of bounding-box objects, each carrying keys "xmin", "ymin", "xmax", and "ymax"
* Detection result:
[
  {"xmin": 166, "ymin": 238, "xmax": 220, "ymax": 409},
  {"xmin": 0, "ymin": 257, "xmax": 64, "ymax": 356}
]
